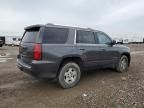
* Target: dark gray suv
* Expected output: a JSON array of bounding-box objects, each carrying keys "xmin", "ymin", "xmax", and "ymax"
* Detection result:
[{"xmin": 17, "ymin": 24, "xmax": 131, "ymax": 88}]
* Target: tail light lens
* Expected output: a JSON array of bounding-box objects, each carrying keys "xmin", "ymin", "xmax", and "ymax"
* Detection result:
[{"xmin": 34, "ymin": 43, "xmax": 42, "ymax": 60}]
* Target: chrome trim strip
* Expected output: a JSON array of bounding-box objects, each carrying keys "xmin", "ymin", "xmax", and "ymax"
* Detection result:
[
  {"xmin": 76, "ymin": 43, "xmax": 109, "ymax": 46},
  {"xmin": 74, "ymin": 29, "xmax": 77, "ymax": 45},
  {"xmin": 32, "ymin": 60, "xmax": 55, "ymax": 64}
]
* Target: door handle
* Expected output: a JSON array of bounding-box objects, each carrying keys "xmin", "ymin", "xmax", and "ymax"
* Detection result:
[
  {"xmin": 102, "ymin": 49, "xmax": 106, "ymax": 51},
  {"xmin": 79, "ymin": 49, "xmax": 85, "ymax": 51}
]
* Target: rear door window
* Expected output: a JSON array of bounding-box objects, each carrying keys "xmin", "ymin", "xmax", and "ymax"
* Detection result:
[
  {"xmin": 22, "ymin": 31, "xmax": 38, "ymax": 43},
  {"xmin": 43, "ymin": 27, "xmax": 68, "ymax": 44},
  {"xmin": 76, "ymin": 30, "xmax": 95, "ymax": 44}
]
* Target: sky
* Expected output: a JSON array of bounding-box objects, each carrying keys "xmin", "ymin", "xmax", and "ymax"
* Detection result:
[{"xmin": 0, "ymin": 0, "xmax": 144, "ymax": 40}]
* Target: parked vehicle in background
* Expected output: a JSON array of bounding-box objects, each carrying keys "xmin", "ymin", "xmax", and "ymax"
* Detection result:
[
  {"xmin": 116, "ymin": 39, "xmax": 129, "ymax": 44},
  {"xmin": 17, "ymin": 24, "xmax": 131, "ymax": 89},
  {"xmin": 5, "ymin": 36, "xmax": 21, "ymax": 46},
  {"xmin": 116, "ymin": 39, "xmax": 123, "ymax": 44},
  {"xmin": 0, "ymin": 36, "xmax": 5, "ymax": 47},
  {"xmin": 0, "ymin": 40, "xmax": 3, "ymax": 47},
  {"xmin": 12, "ymin": 37, "xmax": 21, "ymax": 46},
  {"xmin": 129, "ymin": 37, "xmax": 144, "ymax": 44}
]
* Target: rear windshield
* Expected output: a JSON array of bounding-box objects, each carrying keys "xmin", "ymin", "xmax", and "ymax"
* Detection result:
[
  {"xmin": 42, "ymin": 27, "xmax": 68, "ymax": 44},
  {"xmin": 22, "ymin": 31, "xmax": 39, "ymax": 43}
]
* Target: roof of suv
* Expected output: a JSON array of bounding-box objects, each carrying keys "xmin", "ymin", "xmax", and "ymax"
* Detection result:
[{"xmin": 25, "ymin": 24, "xmax": 100, "ymax": 32}]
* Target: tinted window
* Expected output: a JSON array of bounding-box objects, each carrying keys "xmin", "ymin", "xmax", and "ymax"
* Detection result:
[
  {"xmin": 22, "ymin": 31, "xmax": 38, "ymax": 43},
  {"xmin": 13, "ymin": 38, "xmax": 16, "ymax": 41},
  {"xmin": 96, "ymin": 32, "xmax": 112, "ymax": 44},
  {"xmin": 76, "ymin": 30, "xmax": 95, "ymax": 44},
  {"xmin": 43, "ymin": 27, "xmax": 68, "ymax": 44}
]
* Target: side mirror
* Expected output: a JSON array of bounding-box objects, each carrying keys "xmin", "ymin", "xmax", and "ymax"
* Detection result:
[{"xmin": 112, "ymin": 40, "xmax": 116, "ymax": 45}]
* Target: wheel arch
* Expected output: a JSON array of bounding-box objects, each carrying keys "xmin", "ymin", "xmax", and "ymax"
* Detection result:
[
  {"xmin": 120, "ymin": 52, "xmax": 131, "ymax": 66},
  {"xmin": 56, "ymin": 56, "xmax": 84, "ymax": 77}
]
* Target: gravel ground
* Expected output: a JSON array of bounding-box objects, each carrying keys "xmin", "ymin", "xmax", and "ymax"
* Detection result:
[{"xmin": 0, "ymin": 44, "xmax": 144, "ymax": 108}]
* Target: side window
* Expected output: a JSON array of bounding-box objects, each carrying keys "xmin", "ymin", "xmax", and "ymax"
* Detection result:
[
  {"xmin": 96, "ymin": 32, "xmax": 112, "ymax": 44},
  {"xmin": 76, "ymin": 30, "xmax": 95, "ymax": 44},
  {"xmin": 43, "ymin": 27, "xmax": 68, "ymax": 44}
]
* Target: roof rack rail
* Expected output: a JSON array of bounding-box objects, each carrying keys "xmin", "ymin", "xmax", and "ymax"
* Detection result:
[
  {"xmin": 87, "ymin": 28, "xmax": 94, "ymax": 30},
  {"xmin": 46, "ymin": 23, "xmax": 54, "ymax": 25}
]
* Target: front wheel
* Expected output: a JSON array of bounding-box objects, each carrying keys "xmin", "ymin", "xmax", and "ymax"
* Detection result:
[
  {"xmin": 58, "ymin": 62, "xmax": 81, "ymax": 89},
  {"xmin": 116, "ymin": 55, "xmax": 129, "ymax": 73}
]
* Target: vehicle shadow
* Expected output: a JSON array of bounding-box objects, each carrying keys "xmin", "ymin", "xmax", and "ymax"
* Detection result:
[{"xmin": 26, "ymin": 68, "xmax": 119, "ymax": 91}]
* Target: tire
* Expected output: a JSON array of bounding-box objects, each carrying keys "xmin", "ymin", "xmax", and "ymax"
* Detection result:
[
  {"xmin": 116, "ymin": 55, "xmax": 129, "ymax": 73},
  {"xmin": 58, "ymin": 62, "xmax": 81, "ymax": 89}
]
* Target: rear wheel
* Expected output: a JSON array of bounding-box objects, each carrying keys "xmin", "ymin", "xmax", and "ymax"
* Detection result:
[
  {"xmin": 58, "ymin": 62, "xmax": 81, "ymax": 89},
  {"xmin": 116, "ymin": 55, "xmax": 129, "ymax": 73}
]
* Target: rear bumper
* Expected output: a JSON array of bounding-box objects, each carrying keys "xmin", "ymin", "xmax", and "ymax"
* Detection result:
[{"xmin": 17, "ymin": 58, "xmax": 58, "ymax": 79}]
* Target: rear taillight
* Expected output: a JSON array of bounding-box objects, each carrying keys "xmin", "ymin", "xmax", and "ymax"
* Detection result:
[{"xmin": 34, "ymin": 43, "xmax": 42, "ymax": 60}]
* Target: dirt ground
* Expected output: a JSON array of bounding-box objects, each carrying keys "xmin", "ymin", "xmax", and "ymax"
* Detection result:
[{"xmin": 0, "ymin": 44, "xmax": 144, "ymax": 108}]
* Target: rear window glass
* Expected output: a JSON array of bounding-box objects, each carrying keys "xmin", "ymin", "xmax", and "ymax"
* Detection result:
[
  {"xmin": 22, "ymin": 31, "xmax": 38, "ymax": 43},
  {"xmin": 42, "ymin": 27, "xmax": 68, "ymax": 44}
]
